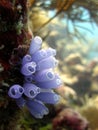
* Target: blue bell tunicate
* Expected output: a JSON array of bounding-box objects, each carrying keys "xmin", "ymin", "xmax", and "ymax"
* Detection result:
[
  {"xmin": 31, "ymin": 48, "xmax": 56, "ymax": 63},
  {"xmin": 36, "ymin": 74, "xmax": 62, "ymax": 89},
  {"xmin": 36, "ymin": 92, "xmax": 60, "ymax": 104},
  {"xmin": 23, "ymin": 83, "xmax": 40, "ymax": 99},
  {"xmin": 46, "ymin": 48, "xmax": 56, "ymax": 56},
  {"xmin": 34, "ymin": 69, "xmax": 55, "ymax": 82},
  {"xmin": 31, "ymin": 49, "xmax": 47, "ymax": 63},
  {"xmin": 24, "ymin": 75, "xmax": 34, "ymax": 83},
  {"xmin": 8, "ymin": 84, "xmax": 24, "ymax": 99},
  {"xmin": 26, "ymin": 99, "xmax": 49, "ymax": 118},
  {"xmin": 21, "ymin": 61, "xmax": 36, "ymax": 76},
  {"xmin": 36, "ymin": 56, "xmax": 58, "ymax": 71},
  {"xmin": 16, "ymin": 97, "xmax": 26, "ymax": 108},
  {"xmin": 22, "ymin": 54, "xmax": 32, "ymax": 65},
  {"xmin": 29, "ymin": 36, "xmax": 42, "ymax": 55}
]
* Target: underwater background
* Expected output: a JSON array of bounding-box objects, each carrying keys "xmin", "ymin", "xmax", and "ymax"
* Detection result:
[{"xmin": 0, "ymin": 0, "xmax": 98, "ymax": 130}]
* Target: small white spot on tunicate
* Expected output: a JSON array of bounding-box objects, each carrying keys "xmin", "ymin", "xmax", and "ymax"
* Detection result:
[
  {"xmin": 54, "ymin": 95, "xmax": 59, "ymax": 102},
  {"xmin": 34, "ymin": 36, "xmax": 42, "ymax": 45},
  {"xmin": 56, "ymin": 79, "xmax": 62, "ymax": 85}
]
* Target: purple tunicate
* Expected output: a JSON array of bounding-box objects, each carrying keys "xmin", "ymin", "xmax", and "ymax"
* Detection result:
[
  {"xmin": 36, "ymin": 56, "xmax": 58, "ymax": 71},
  {"xmin": 29, "ymin": 36, "xmax": 42, "ymax": 55},
  {"xmin": 36, "ymin": 92, "xmax": 60, "ymax": 104},
  {"xmin": 46, "ymin": 48, "xmax": 56, "ymax": 56},
  {"xmin": 8, "ymin": 84, "xmax": 24, "ymax": 99},
  {"xmin": 31, "ymin": 49, "xmax": 47, "ymax": 63},
  {"xmin": 8, "ymin": 35, "xmax": 62, "ymax": 119},
  {"xmin": 26, "ymin": 99, "xmax": 49, "ymax": 118},
  {"xmin": 16, "ymin": 97, "xmax": 26, "ymax": 108},
  {"xmin": 21, "ymin": 61, "xmax": 36, "ymax": 76},
  {"xmin": 34, "ymin": 69, "xmax": 55, "ymax": 82},
  {"xmin": 23, "ymin": 83, "xmax": 40, "ymax": 99},
  {"xmin": 22, "ymin": 54, "xmax": 32, "ymax": 65},
  {"xmin": 31, "ymin": 48, "xmax": 56, "ymax": 63},
  {"xmin": 24, "ymin": 75, "xmax": 34, "ymax": 83},
  {"xmin": 36, "ymin": 74, "xmax": 62, "ymax": 89}
]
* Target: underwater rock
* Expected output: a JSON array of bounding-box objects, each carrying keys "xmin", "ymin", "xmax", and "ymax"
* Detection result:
[
  {"xmin": 0, "ymin": 0, "xmax": 32, "ymax": 70},
  {"xmin": 64, "ymin": 53, "xmax": 82, "ymax": 66},
  {"xmin": 62, "ymin": 54, "xmax": 92, "ymax": 97},
  {"xmin": 52, "ymin": 108, "xmax": 89, "ymax": 130},
  {"xmin": 56, "ymin": 85, "xmax": 76, "ymax": 100},
  {"xmin": 79, "ymin": 96, "xmax": 98, "ymax": 130},
  {"xmin": 92, "ymin": 65, "xmax": 98, "ymax": 81},
  {"xmin": 70, "ymin": 70, "xmax": 92, "ymax": 96}
]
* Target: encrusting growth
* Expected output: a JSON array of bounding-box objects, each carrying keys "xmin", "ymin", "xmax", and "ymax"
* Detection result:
[{"xmin": 0, "ymin": 0, "xmax": 31, "ymax": 70}]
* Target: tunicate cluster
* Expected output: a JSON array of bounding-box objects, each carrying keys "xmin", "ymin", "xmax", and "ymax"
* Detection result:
[{"xmin": 8, "ymin": 36, "xmax": 62, "ymax": 118}]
